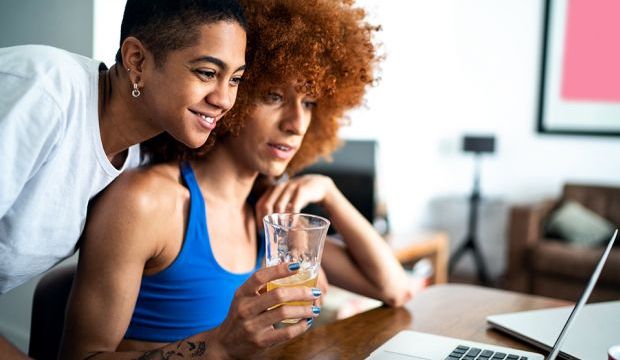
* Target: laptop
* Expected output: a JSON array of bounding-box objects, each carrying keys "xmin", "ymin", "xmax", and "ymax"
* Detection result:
[
  {"xmin": 368, "ymin": 229, "xmax": 617, "ymax": 360},
  {"xmin": 487, "ymin": 301, "xmax": 620, "ymax": 359}
]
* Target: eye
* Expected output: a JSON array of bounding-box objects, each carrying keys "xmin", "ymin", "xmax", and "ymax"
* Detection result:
[
  {"xmin": 264, "ymin": 92, "xmax": 284, "ymax": 104},
  {"xmin": 229, "ymin": 75, "xmax": 244, "ymax": 87},
  {"xmin": 303, "ymin": 99, "xmax": 317, "ymax": 110},
  {"xmin": 194, "ymin": 69, "xmax": 216, "ymax": 80}
]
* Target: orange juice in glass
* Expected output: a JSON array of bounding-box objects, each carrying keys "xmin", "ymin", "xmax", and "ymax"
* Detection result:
[
  {"xmin": 263, "ymin": 213, "xmax": 329, "ymax": 322},
  {"xmin": 266, "ymin": 269, "xmax": 319, "ymax": 306}
]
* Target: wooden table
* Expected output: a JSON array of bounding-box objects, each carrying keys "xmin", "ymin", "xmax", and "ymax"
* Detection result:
[
  {"xmin": 388, "ymin": 232, "xmax": 449, "ymax": 284},
  {"xmin": 260, "ymin": 284, "xmax": 570, "ymax": 359}
]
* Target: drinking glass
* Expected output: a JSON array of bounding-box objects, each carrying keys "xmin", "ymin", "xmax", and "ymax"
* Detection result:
[{"xmin": 263, "ymin": 213, "xmax": 330, "ymax": 322}]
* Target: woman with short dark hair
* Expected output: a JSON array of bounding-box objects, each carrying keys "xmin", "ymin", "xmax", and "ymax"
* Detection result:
[
  {"xmin": 0, "ymin": 1, "xmax": 247, "ymax": 356},
  {"xmin": 0, "ymin": 0, "xmax": 247, "ymax": 294}
]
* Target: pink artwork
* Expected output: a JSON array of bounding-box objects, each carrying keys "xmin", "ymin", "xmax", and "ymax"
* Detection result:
[{"xmin": 561, "ymin": 0, "xmax": 620, "ymax": 102}]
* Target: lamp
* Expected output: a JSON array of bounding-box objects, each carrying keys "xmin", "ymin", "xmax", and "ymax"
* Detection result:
[{"xmin": 449, "ymin": 135, "xmax": 496, "ymax": 285}]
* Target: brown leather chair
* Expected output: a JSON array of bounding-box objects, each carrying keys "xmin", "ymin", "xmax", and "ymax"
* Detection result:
[
  {"xmin": 504, "ymin": 183, "xmax": 620, "ymax": 301},
  {"xmin": 29, "ymin": 264, "xmax": 76, "ymax": 360}
]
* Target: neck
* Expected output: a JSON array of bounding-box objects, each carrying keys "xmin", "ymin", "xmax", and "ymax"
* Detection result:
[
  {"xmin": 191, "ymin": 145, "xmax": 258, "ymax": 208},
  {"xmin": 98, "ymin": 64, "xmax": 160, "ymax": 162}
]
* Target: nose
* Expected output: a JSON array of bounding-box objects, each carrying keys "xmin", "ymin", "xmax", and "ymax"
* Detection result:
[
  {"xmin": 206, "ymin": 80, "xmax": 235, "ymax": 111},
  {"xmin": 280, "ymin": 100, "xmax": 309, "ymax": 136}
]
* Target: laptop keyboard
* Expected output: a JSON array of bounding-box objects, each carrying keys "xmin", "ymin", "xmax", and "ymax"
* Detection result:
[{"xmin": 445, "ymin": 345, "xmax": 528, "ymax": 360}]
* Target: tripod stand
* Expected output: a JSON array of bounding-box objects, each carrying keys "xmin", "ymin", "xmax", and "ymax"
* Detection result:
[{"xmin": 449, "ymin": 152, "xmax": 491, "ymax": 285}]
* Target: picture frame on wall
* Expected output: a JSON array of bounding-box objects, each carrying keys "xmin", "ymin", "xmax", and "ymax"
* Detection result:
[{"xmin": 537, "ymin": 0, "xmax": 620, "ymax": 136}]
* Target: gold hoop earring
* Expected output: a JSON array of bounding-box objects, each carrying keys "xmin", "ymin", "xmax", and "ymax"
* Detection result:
[{"xmin": 132, "ymin": 83, "xmax": 141, "ymax": 98}]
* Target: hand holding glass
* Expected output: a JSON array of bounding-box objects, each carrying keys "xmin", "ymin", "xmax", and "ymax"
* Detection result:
[{"xmin": 263, "ymin": 213, "xmax": 330, "ymax": 322}]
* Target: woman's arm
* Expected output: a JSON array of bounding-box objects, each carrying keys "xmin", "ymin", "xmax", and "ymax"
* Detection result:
[
  {"xmin": 61, "ymin": 171, "xmax": 321, "ymax": 360},
  {"xmin": 255, "ymin": 175, "xmax": 412, "ymax": 307},
  {"xmin": 60, "ymin": 171, "xmax": 178, "ymax": 359}
]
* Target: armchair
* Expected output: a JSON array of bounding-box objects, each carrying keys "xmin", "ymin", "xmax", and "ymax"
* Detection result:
[{"xmin": 504, "ymin": 183, "xmax": 620, "ymax": 301}]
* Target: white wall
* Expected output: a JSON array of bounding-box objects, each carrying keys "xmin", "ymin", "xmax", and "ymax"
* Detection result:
[{"xmin": 93, "ymin": 0, "xmax": 126, "ymax": 65}]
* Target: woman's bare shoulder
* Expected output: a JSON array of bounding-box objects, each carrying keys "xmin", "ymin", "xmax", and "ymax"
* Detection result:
[
  {"xmin": 94, "ymin": 162, "xmax": 188, "ymax": 221},
  {"xmin": 82, "ymin": 162, "xmax": 189, "ymax": 260}
]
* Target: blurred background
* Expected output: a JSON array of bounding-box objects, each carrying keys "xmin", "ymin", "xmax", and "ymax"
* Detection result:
[{"xmin": 1, "ymin": 0, "xmax": 619, "ymax": 352}]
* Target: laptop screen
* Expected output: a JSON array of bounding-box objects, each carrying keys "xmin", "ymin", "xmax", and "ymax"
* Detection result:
[
  {"xmin": 546, "ymin": 228, "xmax": 617, "ymax": 359},
  {"xmin": 488, "ymin": 229, "xmax": 617, "ymax": 359}
]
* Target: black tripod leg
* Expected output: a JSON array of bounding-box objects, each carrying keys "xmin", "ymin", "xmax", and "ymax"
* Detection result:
[
  {"xmin": 449, "ymin": 238, "xmax": 471, "ymax": 273},
  {"xmin": 471, "ymin": 242, "xmax": 490, "ymax": 285}
]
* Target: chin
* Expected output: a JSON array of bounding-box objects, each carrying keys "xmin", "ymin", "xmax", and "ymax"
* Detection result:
[
  {"xmin": 184, "ymin": 132, "xmax": 212, "ymax": 149},
  {"xmin": 261, "ymin": 165, "xmax": 287, "ymax": 178},
  {"xmin": 163, "ymin": 128, "xmax": 194, "ymax": 148}
]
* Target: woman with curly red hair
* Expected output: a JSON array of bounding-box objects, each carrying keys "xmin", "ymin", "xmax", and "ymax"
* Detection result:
[{"xmin": 60, "ymin": 1, "xmax": 411, "ymax": 358}]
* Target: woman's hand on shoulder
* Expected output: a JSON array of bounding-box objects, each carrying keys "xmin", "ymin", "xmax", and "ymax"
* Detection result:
[{"xmin": 255, "ymin": 174, "xmax": 336, "ymax": 220}]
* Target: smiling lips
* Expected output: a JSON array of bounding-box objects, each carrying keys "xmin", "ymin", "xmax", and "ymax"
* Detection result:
[
  {"xmin": 190, "ymin": 109, "xmax": 218, "ymax": 130},
  {"xmin": 268, "ymin": 142, "xmax": 298, "ymax": 160}
]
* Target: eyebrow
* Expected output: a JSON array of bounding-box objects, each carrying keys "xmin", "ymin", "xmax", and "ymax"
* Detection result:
[{"xmin": 189, "ymin": 56, "xmax": 246, "ymax": 72}]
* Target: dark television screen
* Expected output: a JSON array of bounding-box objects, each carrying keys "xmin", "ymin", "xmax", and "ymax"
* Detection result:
[{"xmin": 297, "ymin": 140, "xmax": 377, "ymax": 229}]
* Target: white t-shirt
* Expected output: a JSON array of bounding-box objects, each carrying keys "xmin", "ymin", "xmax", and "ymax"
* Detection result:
[{"xmin": 0, "ymin": 45, "xmax": 140, "ymax": 293}]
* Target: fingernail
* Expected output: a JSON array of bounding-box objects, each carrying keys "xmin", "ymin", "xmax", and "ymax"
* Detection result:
[
  {"xmin": 306, "ymin": 318, "xmax": 313, "ymax": 327},
  {"xmin": 311, "ymin": 288, "xmax": 321, "ymax": 297},
  {"xmin": 288, "ymin": 262, "xmax": 300, "ymax": 271},
  {"xmin": 312, "ymin": 306, "xmax": 321, "ymax": 315}
]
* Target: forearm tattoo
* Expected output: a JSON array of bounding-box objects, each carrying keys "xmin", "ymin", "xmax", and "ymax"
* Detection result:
[{"xmin": 131, "ymin": 341, "xmax": 208, "ymax": 359}]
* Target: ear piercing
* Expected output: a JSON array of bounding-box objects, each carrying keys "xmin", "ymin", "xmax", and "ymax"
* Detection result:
[
  {"xmin": 132, "ymin": 83, "xmax": 141, "ymax": 98},
  {"xmin": 127, "ymin": 68, "xmax": 141, "ymax": 98}
]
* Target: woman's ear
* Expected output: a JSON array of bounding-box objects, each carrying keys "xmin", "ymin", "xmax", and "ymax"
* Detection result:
[{"xmin": 121, "ymin": 36, "xmax": 148, "ymax": 86}]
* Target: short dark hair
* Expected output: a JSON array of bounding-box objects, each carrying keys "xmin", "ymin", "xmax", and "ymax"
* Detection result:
[{"xmin": 114, "ymin": 0, "xmax": 247, "ymax": 67}]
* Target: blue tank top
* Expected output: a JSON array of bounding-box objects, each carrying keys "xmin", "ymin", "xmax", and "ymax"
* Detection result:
[{"xmin": 124, "ymin": 162, "xmax": 264, "ymax": 342}]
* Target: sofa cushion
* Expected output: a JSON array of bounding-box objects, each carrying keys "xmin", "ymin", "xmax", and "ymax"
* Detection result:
[
  {"xmin": 545, "ymin": 200, "xmax": 615, "ymax": 247},
  {"xmin": 530, "ymin": 241, "xmax": 620, "ymax": 286},
  {"xmin": 564, "ymin": 184, "xmax": 620, "ymax": 227}
]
